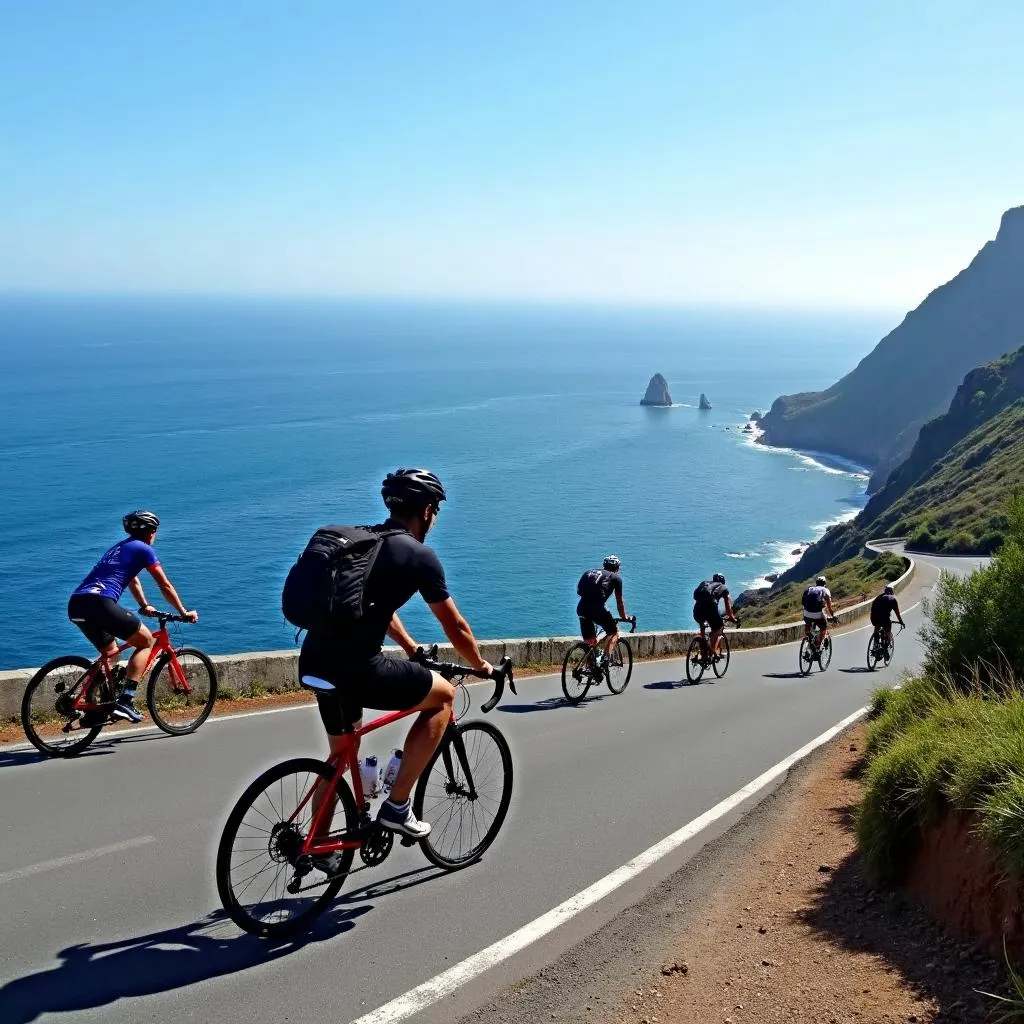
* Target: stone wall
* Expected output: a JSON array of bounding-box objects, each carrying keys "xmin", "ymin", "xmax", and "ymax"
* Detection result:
[{"xmin": 0, "ymin": 545, "xmax": 914, "ymax": 723}]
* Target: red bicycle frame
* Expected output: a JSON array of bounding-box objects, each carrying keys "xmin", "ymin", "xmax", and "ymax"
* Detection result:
[
  {"xmin": 291, "ymin": 704, "xmax": 457, "ymax": 857},
  {"xmin": 72, "ymin": 624, "xmax": 190, "ymax": 713}
]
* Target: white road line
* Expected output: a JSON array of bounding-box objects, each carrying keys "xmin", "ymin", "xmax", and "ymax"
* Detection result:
[
  {"xmin": 350, "ymin": 702, "xmax": 870, "ymax": 1024},
  {"xmin": 0, "ymin": 835, "xmax": 155, "ymax": 885}
]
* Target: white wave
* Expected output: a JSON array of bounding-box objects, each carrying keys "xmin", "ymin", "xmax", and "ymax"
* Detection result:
[{"xmin": 725, "ymin": 551, "xmax": 756, "ymax": 559}]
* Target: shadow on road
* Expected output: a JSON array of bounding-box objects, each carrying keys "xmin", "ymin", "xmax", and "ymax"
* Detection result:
[
  {"xmin": 800, "ymin": 806, "xmax": 1004, "ymax": 1022},
  {"xmin": 338, "ymin": 865, "xmax": 446, "ymax": 904},
  {"xmin": 643, "ymin": 679, "xmax": 689, "ymax": 690},
  {"xmin": 0, "ymin": 906, "xmax": 370, "ymax": 1024},
  {"xmin": 0, "ymin": 729, "xmax": 174, "ymax": 770},
  {"xmin": 838, "ymin": 667, "xmax": 875, "ymax": 675},
  {"xmin": 498, "ymin": 694, "xmax": 608, "ymax": 713},
  {"xmin": 762, "ymin": 671, "xmax": 805, "ymax": 679}
]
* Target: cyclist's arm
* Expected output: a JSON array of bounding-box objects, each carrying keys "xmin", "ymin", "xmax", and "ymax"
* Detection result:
[
  {"xmin": 614, "ymin": 587, "xmax": 627, "ymax": 620},
  {"xmin": 127, "ymin": 576, "xmax": 154, "ymax": 614},
  {"xmin": 145, "ymin": 564, "xmax": 197, "ymax": 621},
  {"xmin": 894, "ymin": 601, "xmax": 905, "ymax": 626},
  {"xmin": 825, "ymin": 596, "xmax": 836, "ymax": 617},
  {"xmin": 428, "ymin": 598, "xmax": 491, "ymax": 673},
  {"xmin": 387, "ymin": 613, "xmax": 419, "ymax": 657},
  {"xmin": 724, "ymin": 594, "xmax": 737, "ymax": 620}
]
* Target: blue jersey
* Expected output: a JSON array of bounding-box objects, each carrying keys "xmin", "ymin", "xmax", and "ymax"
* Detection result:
[{"xmin": 73, "ymin": 539, "xmax": 159, "ymax": 602}]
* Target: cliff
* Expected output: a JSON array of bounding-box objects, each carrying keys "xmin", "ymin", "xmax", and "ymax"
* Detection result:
[
  {"xmin": 759, "ymin": 206, "xmax": 1024, "ymax": 489},
  {"xmin": 640, "ymin": 373, "xmax": 673, "ymax": 406}
]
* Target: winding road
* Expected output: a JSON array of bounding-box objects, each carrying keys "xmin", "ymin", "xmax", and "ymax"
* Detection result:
[{"xmin": 0, "ymin": 550, "xmax": 981, "ymax": 1024}]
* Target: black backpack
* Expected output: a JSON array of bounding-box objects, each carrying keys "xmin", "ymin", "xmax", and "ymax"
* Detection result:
[
  {"xmin": 577, "ymin": 569, "xmax": 605, "ymax": 599},
  {"xmin": 803, "ymin": 586, "xmax": 825, "ymax": 613},
  {"xmin": 281, "ymin": 525, "xmax": 401, "ymax": 635},
  {"xmin": 693, "ymin": 580, "xmax": 713, "ymax": 603}
]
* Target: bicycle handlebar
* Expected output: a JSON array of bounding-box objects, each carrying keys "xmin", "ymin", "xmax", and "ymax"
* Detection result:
[
  {"xmin": 141, "ymin": 609, "xmax": 193, "ymax": 625},
  {"xmin": 411, "ymin": 645, "xmax": 517, "ymax": 714},
  {"xmin": 616, "ymin": 616, "xmax": 637, "ymax": 634}
]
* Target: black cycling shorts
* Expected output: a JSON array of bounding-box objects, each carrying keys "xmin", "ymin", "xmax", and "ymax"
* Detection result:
[
  {"xmin": 804, "ymin": 615, "xmax": 826, "ymax": 629},
  {"xmin": 577, "ymin": 605, "xmax": 617, "ymax": 642},
  {"xmin": 67, "ymin": 594, "xmax": 142, "ymax": 650},
  {"xmin": 693, "ymin": 602, "xmax": 724, "ymax": 631},
  {"xmin": 299, "ymin": 642, "xmax": 434, "ymax": 736},
  {"xmin": 870, "ymin": 616, "xmax": 892, "ymax": 630}
]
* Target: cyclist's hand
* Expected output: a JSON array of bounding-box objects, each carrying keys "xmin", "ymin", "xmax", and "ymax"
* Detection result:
[
  {"xmin": 479, "ymin": 660, "xmax": 494, "ymax": 678},
  {"xmin": 829, "ymin": 615, "xmax": 838, "ymax": 625},
  {"xmin": 410, "ymin": 646, "xmax": 427, "ymax": 664},
  {"xmin": 139, "ymin": 604, "xmax": 157, "ymax": 618},
  {"xmin": 184, "ymin": 610, "xmax": 199, "ymax": 623}
]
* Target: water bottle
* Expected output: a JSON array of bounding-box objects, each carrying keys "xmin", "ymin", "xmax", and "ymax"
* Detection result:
[
  {"xmin": 382, "ymin": 750, "xmax": 403, "ymax": 792},
  {"xmin": 360, "ymin": 755, "xmax": 381, "ymax": 799}
]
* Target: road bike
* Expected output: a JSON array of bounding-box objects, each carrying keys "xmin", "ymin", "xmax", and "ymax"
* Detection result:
[
  {"xmin": 21, "ymin": 611, "xmax": 217, "ymax": 757},
  {"xmin": 215, "ymin": 651, "xmax": 516, "ymax": 937},
  {"xmin": 560, "ymin": 616, "xmax": 636, "ymax": 705},
  {"xmin": 685, "ymin": 617, "xmax": 741, "ymax": 684},
  {"xmin": 798, "ymin": 619, "xmax": 835, "ymax": 676},
  {"xmin": 866, "ymin": 622, "xmax": 904, "ymax": 671}
]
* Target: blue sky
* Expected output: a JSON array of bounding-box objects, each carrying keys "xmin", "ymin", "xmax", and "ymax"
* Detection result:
[{"xmin": 2, "ymin": 1, "xmax": 1022, "ymax": 306}]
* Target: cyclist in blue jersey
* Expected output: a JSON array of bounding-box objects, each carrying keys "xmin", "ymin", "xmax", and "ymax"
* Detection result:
[{"xmin": 68, "ymin": 511, "xmax": 198, "ymax": 723}]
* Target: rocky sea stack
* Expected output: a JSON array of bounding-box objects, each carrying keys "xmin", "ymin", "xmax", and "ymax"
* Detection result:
[
  {"xmin": 640, "ymin": 373, "xmax": 673, "ymax": 407},
  {"xmin": 699, "ymin": 393, "xmax": 712, "ymax": 411}
]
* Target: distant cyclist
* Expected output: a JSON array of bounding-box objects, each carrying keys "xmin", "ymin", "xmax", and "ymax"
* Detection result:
[
  {"xmin": 870, "ymin": 583, "xmax": 905, "ymax": 647},
  {"xmin": 802, "ymin": 575, "xmax": 836, "ymax": 644},
  {"xmin": 295, "ymin": 468, "xmax": 493, "ymax": 858},
  {"xmin": 68, "ymin": 511, "xmax": 198, "ymax": 723},
  {"xmin": 692, "ymin": 573, "xmax": 737, "ymax": 658},
  {"xmin": 576, "ymin": 556, "xmax": 630, "ymax": 666}
]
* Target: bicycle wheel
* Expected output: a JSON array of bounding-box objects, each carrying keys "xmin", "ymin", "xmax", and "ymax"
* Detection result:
[
  {"xmin": 606, "ymin": 639, "xmax": 633, "ymax": 694},
  {"xmin": 216, "ymin": 757, "xmax": 358, "ymax": 937},
  {"xmin": 884, "ymin": 635, "xmax": 895, "ymax": 667},
  {"xmin": 146, "ymin": 647, "xmax": 218, "ymax": 735},
  {"xmin": 414, "ymin": 720, "xmax": 513, "ymax": 871},
  {"xmin": 818, "ymin": 637, "xmax": 833, "ymax": 672},
  {"xmin": 21, "ymin": 656, "xmax": 104, "ymax": 757},
  {"xmin": 712, "ymin": 633, "xmax": 731, "ymax": 679},
  {"xmin": 798, "ymin": 637, "xmax": 814, "ymax": 677},
  {"xmin": 866, "ymin": 631, "xmax": 881, "ymax": 671},
  {"xmin": 685, "ymin": 637, "xmax": 706, "ymax": 684},
  {"xmin": 561, "ymin": 642, "xmax": 592, "ymax": 704}
]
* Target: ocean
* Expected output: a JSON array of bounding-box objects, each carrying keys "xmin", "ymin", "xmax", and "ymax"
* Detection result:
[{"xmin": 0, "ymin": 297, "xmax": 894, "ymax": 670}]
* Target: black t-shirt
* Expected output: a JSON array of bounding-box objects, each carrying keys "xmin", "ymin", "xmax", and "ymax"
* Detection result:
[
  {"xmin": 303, "ymin": 520, "xmax": 449, "ymax": 663},
  {"xmin": 871, "ymin": 593, "xmax": 899, "ymax": 623},
  {"xmin": 577, "ymin": 569, "xmax": 622, "ymax": 610}
]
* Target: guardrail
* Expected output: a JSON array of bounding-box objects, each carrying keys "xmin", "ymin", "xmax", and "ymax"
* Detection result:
[{"xmin": 0, "ymin": 544, "xmax": 915, "ymax": 721}]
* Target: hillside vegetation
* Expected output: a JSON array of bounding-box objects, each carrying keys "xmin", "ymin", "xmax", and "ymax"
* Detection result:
[
  {"xmin": 735, "ymin": 551, "xmax": 905, "ymax": 626},
  {"xmin": 758, "ymin": 206, "xmax": 1024, "ymax": 489}
]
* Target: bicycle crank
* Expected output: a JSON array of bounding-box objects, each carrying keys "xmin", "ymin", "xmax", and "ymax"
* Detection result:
[{"xmin": 359, "ymin": 824, "xmax": 394, "ymax": 866}]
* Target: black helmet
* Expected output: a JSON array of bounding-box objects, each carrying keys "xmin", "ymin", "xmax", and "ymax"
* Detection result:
[
  {"xmin": 603, "ymin": 555, "xmax": 621, "ymax": 571},
  {"xmin": 381, "ymin": 468, "xmax": 447, "ymax": 512},
  {"xmin": 123, "ymin": 510, "xmax": 160, "ymax": 536},
  {"xmin": 816, "ymin": 575, "xmax": 827, "ymax": 586},
  {"xmin": 884, "ymin": 583, "xmax": 895, "ymax": 595},
  {"xmin": 712, "ymin": 572, "xmax": 726, "ymax": 584}
]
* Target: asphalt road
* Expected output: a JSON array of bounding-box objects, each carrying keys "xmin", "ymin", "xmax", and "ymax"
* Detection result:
[{"xmin": 0, "ymin": 551, "xmax": 979, "ymax": 1024}]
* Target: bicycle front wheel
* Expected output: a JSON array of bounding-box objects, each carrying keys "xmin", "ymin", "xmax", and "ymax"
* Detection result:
[
  {"xmin": 147, "ymin": 647, "xmax": 218, "ymax": 735},
  {"xmin": 561, "ymin": 642, "xmax": 592, "ymax": 705},
  {"xmin": 818, "ymin": 637, "xmax": 833, "ymax": 672},
  {"xmin": 216, "ymin": 757, "xmax": 357, "ymax": 937},
  {"xmin": 866, "ymin": 631, "xmax": 881, "ymax": 671},
  {"xmin": 884, "ymin": 634, "xmax": 896, "ymax": 667},
  {"xmin": 414, "ymin": 720, "xmax": 513, "ymax": 871},
  {"xmin": 685, "ymin": 637, "xmax": 706, "ymax": 684},
  {"xmin": 798, "ymin": 637, "xmax": 814, "ymax": 677},
  {"xmin": 21, "ymin": 656, "xmax": 103, "ymax": 757},
  {"xmin": 712, "ymin": 633, "xmax": 731, "ymax": 679},
  {"xmin": 606, "ymin": 639, "xmax": 633, "ymax": 694}
]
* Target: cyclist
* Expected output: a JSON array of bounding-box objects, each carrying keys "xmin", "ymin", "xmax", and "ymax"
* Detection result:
[
  {"xmin": 299, "ymin": 468, "xmax": 492, "ymax": 853},
  {"xmin": 576, "ymin": 556, "xmax": 629, "ymax": 667},
  {"xmin": 692, "ymin": 573, "xmax": 737, "ymax": 658},
  {"xmin": 802, "ymin": 575, "xmax": 836, "ymax": 645},
  {"xmin": 68, "ymin": 511, "xmax": 198, "ymax": 723},
  {"xmin": 870, "ymin": 583, "xmax": 905, "ymax": 649}
]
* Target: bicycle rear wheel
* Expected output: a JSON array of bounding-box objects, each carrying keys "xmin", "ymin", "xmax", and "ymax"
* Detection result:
[
  {"xmin": 866, "ymin": 631, "xmax": 881, "ymax": 671},
  {"xmin": 711, "ymin": 633, "xmax": 731, "ymax": 679},
  {"xmin": 146, "ymin": 647, "xmax": 218, "ymax": 735},
  {"xmin": 561, "ymin": 642, "xmax": 592, "ymax": 705},
  {"xmin": 21, "ymin": 656, "xmax": 104, "ymax": 757},
  {"xmin": 606, "ymin": 639, "xmax": 633, "ymax": 694},
  {"xmin": 216, "ymin": 757, "xmax": 357, "ymax": 937},
  {"xmin": 798, "ymin": 637, "xmax": 814, "ymax": 677},
  {"xmin": 414, "ymin": 720, "xmax": 513, "ymax": 871},
  {"xmin": 685, "ymin": 637, "xmax": 706, "ymax": 684}
]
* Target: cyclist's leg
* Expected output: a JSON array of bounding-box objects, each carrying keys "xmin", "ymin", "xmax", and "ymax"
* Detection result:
[
  {"xmin": 707, "ymin": 607, "xmax": 725, "ymax": 654},
  {"xmin": 595, "ymin": 608, "xmax": 619, "ymax": 659},
  {"xmin": 579, "ymin": 613, "xmax": 598, "ymax": 649},
  {"xmin": 311, "ymin": 700, "xmax": 361, "ymax": 839},
  {"xmin": 388, "ymin": 672, "xmax": 454, "ymax": 804},
  {"xmin": 123, "ymin": 624, "xmax": 155, "ymax": 687}
]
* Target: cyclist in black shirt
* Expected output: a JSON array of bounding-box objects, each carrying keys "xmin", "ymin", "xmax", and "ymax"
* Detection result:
[
  {"xmin": 693, "ymin": 573, "xmax": 738, "ymax": 658},
  {"xmin": 300, "ymin": 468, "xmax": 492, "ymax": 848},
  {"xmin": 576, "ymin": 556, "xmax": 630, "ymax": 666},
  {"xmin": 869, "ymin": 584, "xmax": 905, "ymax": 647}
]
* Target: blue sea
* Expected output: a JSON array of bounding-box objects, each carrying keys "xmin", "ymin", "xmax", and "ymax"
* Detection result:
[{"xmin": 0, "ymin": 297, "xmax": 895, "ymax": 670}]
